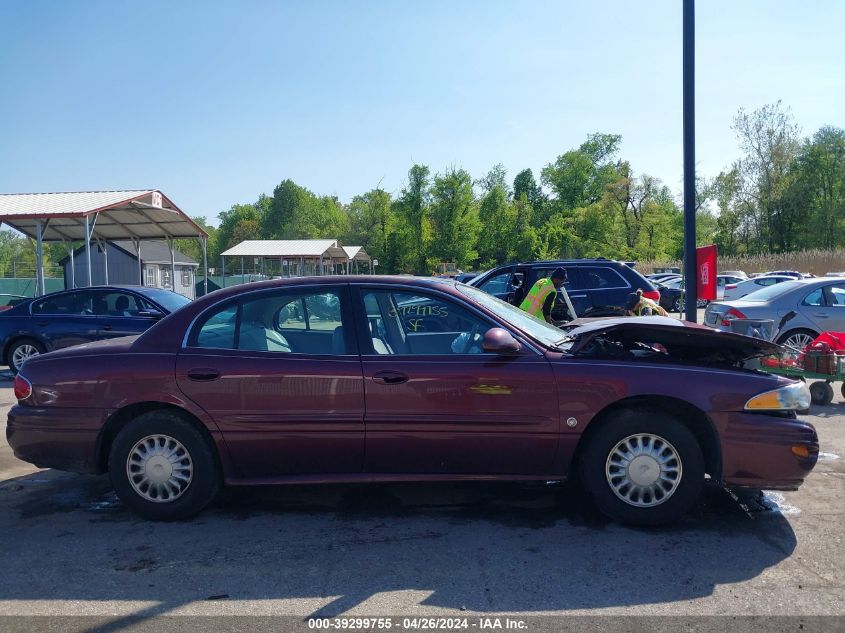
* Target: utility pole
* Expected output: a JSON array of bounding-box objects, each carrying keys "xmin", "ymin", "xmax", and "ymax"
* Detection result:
[{"xmin": 683, "ymin": 0, "xmax": 698, "ymax": 322}]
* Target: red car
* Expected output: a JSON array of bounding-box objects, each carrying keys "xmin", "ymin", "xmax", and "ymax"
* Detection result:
[{"xmin": 7, "ymin": 277, "xmax": 818, "ymax": 525}]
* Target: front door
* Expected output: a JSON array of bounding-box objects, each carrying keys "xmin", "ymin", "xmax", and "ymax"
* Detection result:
[
  {"xmin": 353, "ymin": 286, "xmax": 560, "ymax": 475},
  {"xmin": 92, "ymin": 289, "xmax": 162, "ymax": 339},
  {"xmin": 175, "ymin": 285, "xmax": 365, "ymax": 479}
]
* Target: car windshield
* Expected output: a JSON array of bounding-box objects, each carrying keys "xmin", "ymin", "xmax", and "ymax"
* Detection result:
[
  {"xmin": 139, "ymin": 288, "xmax": 192, "ymax": 312},
  {"xmin": 457, "ymin": 283, "xmax": 565, "ymax": 348},
  {"xmin": 740, "ymin": 280, "xmax": 803, "ymax": 302}
]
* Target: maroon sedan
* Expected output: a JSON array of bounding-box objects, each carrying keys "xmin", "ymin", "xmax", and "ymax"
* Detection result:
[{"xmin": 7, "ymin": 276, "xmax": 818, "ymax": 525}]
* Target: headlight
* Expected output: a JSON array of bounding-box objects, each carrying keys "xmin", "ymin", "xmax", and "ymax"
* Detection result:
[{"xmin": 745, "ymin": 382, "xmax": 810, "ymax": 411}]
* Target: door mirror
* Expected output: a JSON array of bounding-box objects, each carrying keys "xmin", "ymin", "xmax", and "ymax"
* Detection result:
[
  {"xmin": 138, "ymin": 309, "xmax": 165, "ymax": 320},
  {"xmin": 482, "ymin": 328, "xmax": 522, "ymax": 354},
  {"xmin": 511, "ymin": 273, "xmax": 525, "ymax": 289}
]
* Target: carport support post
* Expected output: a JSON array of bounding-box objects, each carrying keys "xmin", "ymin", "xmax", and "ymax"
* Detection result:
[
  {"xmin": 136, "ymin": 239, "xmax": 143, "ymax": 286},
  {"xmin": 84, "ymin": 215, "xmax": 93, "ymax": 287},
  {"xmin": 101, "ymin": 240, "xmax": 109, "ymax": 284},
  {"xmin": 35, "ymin": 220, "xmax": 44, "ymax": 296},
  {"xmin": 200, "ymin": 237, "xmax": 208, "ymax": 295},
  {"xmin": 682, "ymin": 0, "xmax": 698, "ymax": 322},
  {"xmin": 168, "ymin": 238, "xmax": 176, "ymax": 293},
  {"xmin": 68, "ymin": 243, "xmax": 75, "ymax": 289}
]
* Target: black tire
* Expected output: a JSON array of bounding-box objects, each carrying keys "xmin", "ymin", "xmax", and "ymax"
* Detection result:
[
  {"xmin": 810, "ymin": 381, "xmax": 834, "ymax": 406},
  {"xmin": 578, "ymin": 408, "xmax": 705, "ymax": 526},
  {"xmin": 108, "ymin": 411, "xmax": 221, "ymax": 521},
  {"xmin": 7, "ymin": 338, "xmax": 45, "ymax": 374}
]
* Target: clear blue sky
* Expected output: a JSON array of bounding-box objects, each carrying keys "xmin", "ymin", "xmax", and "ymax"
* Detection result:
[{"xmin": 1, "ymin": 0, "xmax": 843, "ymax": 226}]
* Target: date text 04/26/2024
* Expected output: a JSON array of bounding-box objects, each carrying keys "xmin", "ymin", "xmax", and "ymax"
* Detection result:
[{"xmin": 307, "ymin": 617, "xmax": 528, "ymax": 630}]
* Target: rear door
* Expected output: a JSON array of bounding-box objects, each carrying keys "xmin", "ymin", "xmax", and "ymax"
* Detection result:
[
  {"xmin": 353, "ymin": 285, "xmax": 560, "ymax": 475},
  {"xmin": 175, "ymin": 285, "xmax": 365, "ymax": 479},
  {"xmin": 574, "ymin": 266, "xmax": 632, "ymax": 316},
  {"xmin": 820, "ymin": 283, "xmax": 845, "ymax": 331},
  {"xmin": 29, "ymin": 290, "xmax": 100, "ymax": 350}
]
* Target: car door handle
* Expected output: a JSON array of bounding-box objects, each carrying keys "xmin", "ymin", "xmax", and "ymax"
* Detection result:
[
  {"xmin": 102, "ymin": 325, "xmax": 112, "ymax": 331},
  {"xmin": 814, "ymin": 313, "xmax": 829, "ymax": 318},
  {"xmin": 36, "ymin": 321, "xmax": 48, "ymax": 327},
  {"xmin": 186, "ymin": 368, "xmax": 221, "ymax": 381},
  {"xmin": 372, "ymin": 370, "xmax": 409, "ymax": 385}
]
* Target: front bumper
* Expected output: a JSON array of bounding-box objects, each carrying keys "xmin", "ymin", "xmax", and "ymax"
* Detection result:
[
  {"xmin": 717, "ymin": 411, "xmax": 819, "ymax": 490},
  {"xmin": 6, "ymin": 405, "xmax": 103, "ymax": 474}
]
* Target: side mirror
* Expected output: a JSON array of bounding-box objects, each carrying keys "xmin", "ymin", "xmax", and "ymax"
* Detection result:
[
  {"xmin": 511, "ymin": 273, "xmax": 525, "ymax": 289},
  {"xmin": 482, "ymin": 328, "xmax": 522, "ymax": 354},
  {"xmin": 138, "ymin": 309, "xmax": 165, "ymax": 320}
]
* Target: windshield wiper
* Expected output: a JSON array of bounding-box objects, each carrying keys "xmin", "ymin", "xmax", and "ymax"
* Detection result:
[{"xmin": 550, "ymin": 337, "xmax": 573, "ymax": 351}]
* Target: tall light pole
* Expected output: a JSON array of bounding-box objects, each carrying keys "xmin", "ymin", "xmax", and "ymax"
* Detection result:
[{"xmin": 683, "ymin": 0, "xmax": 698, "ymax": 321}]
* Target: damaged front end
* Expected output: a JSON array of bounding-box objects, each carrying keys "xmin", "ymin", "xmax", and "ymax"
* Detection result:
[{"xmin": 561, "ymin": 316, "xmax": 783, "ymax": 369}]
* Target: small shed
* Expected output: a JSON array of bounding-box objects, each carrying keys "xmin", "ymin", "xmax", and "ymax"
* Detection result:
[{"xmin": 60, "ymin": 240, "xmax": 199, "ymax": 299}]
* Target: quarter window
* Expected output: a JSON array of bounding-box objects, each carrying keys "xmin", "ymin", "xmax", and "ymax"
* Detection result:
[{"xmin": 801, "ymin": 288, "xmax": 824, "ymax": 307}]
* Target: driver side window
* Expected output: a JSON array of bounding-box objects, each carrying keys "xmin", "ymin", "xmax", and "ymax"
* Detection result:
[{"xmin": 361, "ymin": 290, "xmax": 492, "ymax": 355}]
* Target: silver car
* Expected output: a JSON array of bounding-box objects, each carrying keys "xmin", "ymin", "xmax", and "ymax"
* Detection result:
[{"xmin": 704, "ymin": 277, "xmax": 845, "ymax": 349}]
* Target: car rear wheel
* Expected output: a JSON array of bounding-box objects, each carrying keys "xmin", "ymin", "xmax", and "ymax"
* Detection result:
[
  {"xmin": 108, "ymin": 411, "xmax": 221, "ymax": 521},
  {"xmin": 578, "ymin": 408, "xmax": 704, "ymax": 526},
  {"xmin": 777, "ymin": 329, "xmax": 817, "ymax": 351},
  {"xmin": 8, "ymin": 338, "xmax": 45, "ymax": 374}
]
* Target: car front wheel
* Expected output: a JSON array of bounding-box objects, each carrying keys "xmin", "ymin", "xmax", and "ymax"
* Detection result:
[
  {"xmin": 578, "ymin": 409, "xmax": 705, "ymax": 526},
  {"xmin": 108, "ymin": 411, "xmax": 221, "ymax": 521}
]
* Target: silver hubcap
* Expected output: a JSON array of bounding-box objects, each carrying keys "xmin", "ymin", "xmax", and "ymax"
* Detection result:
[
  {"xmin": 126, "ymin": 435, "xmax": 193, "ymax": 503},
  {"xmin": 12, "ymin": 344, "xmax": 39, "ymax": 370},
  {"xmin": 605, "ymin": 433, "xmax": 682, "ymax": 508},
  {"xmin": 784, "ymin": 333, "xmax": 814, "ymax": 350}
]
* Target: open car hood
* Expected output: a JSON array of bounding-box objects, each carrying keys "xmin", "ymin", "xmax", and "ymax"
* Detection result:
[{"xmin": 564, "ymin": 316, "xmax": 783, "ymax": 364}]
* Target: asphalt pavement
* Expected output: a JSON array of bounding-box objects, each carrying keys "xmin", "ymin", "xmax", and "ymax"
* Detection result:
[{"xmin": 0, "ymin": 373, "xmax": 843, "ymax": 628}]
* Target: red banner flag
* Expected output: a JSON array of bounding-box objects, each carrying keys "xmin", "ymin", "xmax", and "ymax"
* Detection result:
[{"xmin": 696, "ymin": 244, "xmax": 718, "ymax": 301}]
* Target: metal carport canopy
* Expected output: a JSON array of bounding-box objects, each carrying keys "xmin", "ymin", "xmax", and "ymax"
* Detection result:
[{"xmin": 0, "ymin": 190, "xmax": 209, "ymax": 295}]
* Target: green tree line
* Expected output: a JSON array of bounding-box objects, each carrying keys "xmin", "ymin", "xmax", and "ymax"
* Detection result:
[{"xmin": 1, "ymin": 102, "xmax": 842, "ymax": 278}]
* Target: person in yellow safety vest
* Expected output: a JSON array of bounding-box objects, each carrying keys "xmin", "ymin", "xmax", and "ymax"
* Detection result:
[
  {"xmin": 519, "ymin": 267, "xmax": 571, "ymax": 323},
  {"xmin": 626, "ymin": 288, "xmax": 668, "ymax": 317}
]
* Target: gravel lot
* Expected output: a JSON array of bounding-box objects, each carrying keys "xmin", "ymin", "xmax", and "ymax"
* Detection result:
[{"xmin": 0, "ymin": 373, "xmax": 843, "ymax": 624}]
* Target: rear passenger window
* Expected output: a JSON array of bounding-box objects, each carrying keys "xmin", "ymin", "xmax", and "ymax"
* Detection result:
[
  {"xmin": 32, "ymin": 291, "xmax": 95, "ymax": 315},
  {"xmin": 189, "ymin": 290, "xmax": 347, "ymax": 355},
  {"xmin": 578, "ymin": 267, "xmax": 629, "ymax": 290}
]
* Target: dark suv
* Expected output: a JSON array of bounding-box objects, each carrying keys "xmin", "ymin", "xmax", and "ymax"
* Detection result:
[{"xmin": 467, "ymin": 259, "xmax": 660, "ymax": 319}]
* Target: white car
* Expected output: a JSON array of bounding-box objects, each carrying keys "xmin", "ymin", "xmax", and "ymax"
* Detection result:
[
  {"xmin": 723, "ymin": 275, "xmax": 794, "ymax": 300},
  {"xmin": 716, "ymin": 275, "xmax": 747, "ymax": 300},
  {"xmin": 720, "ymin": 270, "xmax": 748, "ymax": 279}
]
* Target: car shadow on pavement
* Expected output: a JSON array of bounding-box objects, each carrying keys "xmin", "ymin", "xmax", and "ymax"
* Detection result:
[{"xmin": 0, "ymin": 470, "xmax": 797, "ymax": 619}]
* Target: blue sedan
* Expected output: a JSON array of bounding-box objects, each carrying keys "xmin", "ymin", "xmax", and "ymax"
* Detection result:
[{"xmin": 0, "ymin": 285, "xmax": 191, "ymax": 373}]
